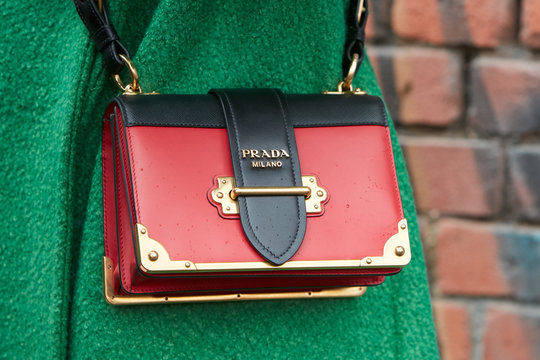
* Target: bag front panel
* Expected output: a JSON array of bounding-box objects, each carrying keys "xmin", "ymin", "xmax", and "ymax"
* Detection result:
[{"xmin": 102, "ymin": 94, "xmax": 410, "ymax": 295}]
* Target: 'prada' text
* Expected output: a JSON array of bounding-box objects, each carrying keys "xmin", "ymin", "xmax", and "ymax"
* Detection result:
[{"xmin": 241, "ymin": 149, "xmax": 290, "ymax": 159}]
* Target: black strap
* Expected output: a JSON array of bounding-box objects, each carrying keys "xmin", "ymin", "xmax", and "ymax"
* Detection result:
[
  {"xmin": 73, "ymin": 0, "xmax": 368, "ymax": 82},
  {"xmin": 343, "ymin": 0, "xmax": 369, "ymax": 79},
  {"xmin": 73, "ymin": 0, "xmax": 130, "ymax": 74}
]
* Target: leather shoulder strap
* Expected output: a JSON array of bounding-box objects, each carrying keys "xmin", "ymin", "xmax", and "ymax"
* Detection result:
[
  {"xmin": 73, "ymin": 0, "xmax": 369, "ymax": 81},
  {"xmin": 73, "ymin": 0, "xmax": 130, "ymax": 74}
]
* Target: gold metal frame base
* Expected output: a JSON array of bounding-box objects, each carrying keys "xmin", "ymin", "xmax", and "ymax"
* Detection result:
[{"xmin": 103, "ymin": 257, "xmax": 366, "ymax": 305}]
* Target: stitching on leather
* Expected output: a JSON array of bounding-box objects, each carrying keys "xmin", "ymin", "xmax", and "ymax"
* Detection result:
[
  {"xmin": 102, "ymin": 118, "xmax": 110, "ymax": 258},
  {"xmin": 74, "ymin": 2, "xmax": 90, "ymax": 29},
  {"xmin": 87, "ymin": 0, "xmax": 103, "ymax": 25},
  {"xmin": 221, "ymin": 92, "xmax": 283, "ymax": 260},
  {"xmin": 384, "ymin": 124, "xmax": 404, "ymax": 219},
  {"xmin": 375, "ymin": 97, "xmax": 389, "ymax": 126},
  {"xmin": 128, "ymin": 122, "xmax": 224, "ymax": 128},
  {"xmin": 116, "ymin": 99, "xmax": 139, "ymax": 221},
  {"xmin": 295, "ymin": 122, "xmax": 386, "ymax": 127},
  {"xmin": 114, "ymin": 109, "xmax": 129, "ymax": 291},
  {"xmin": 107, "ymin": 43, "xmax": 117, "ymax": 72},
  {"xmin": 126, "ymin": 121, "xmax": 387, "ymax": 128},
  {"xmin": 126, "ymin": 126, "xmax": 141, "ymax": 221},
  {"xmin": 374, "ymin": 96, "xmax": 403, "ymax": 218},
  {"xmin": 273, "ymin": 89, "xmax": 302, "ymax": 258}
]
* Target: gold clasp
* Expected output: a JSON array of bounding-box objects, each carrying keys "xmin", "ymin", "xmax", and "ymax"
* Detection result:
[
  {"xmin": 113, "ymin": 54, "xmax": 143, "ymax": 95},
  {"xmin": 230, "ymin": 186, "xmax": 311, "ymax": 200},
  {"xmin": 210, "ymin": 176, "xmax": 328, "ymax": 215}
]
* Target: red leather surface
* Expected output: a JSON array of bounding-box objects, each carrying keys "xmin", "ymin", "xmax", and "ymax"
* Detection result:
[
  {"xmin": 126, "ymin": 127, "xmax": 402, "ymax": 262},
  {"xmin": 103, "ymin": 102, "xmax": 405, "ymax": 294}
]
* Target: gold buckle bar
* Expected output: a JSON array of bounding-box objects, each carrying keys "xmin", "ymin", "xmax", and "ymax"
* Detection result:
[
  {"xmin": 210, "ymin": 176, "xmax": 328, "ymax": 215},
  {"xmin": 230, "ymin": 186, "xmax": 311, "ymax": 200}
]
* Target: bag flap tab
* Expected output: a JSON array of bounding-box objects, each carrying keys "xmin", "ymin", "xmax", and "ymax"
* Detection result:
[{"xmin": 210, "ymin": 89, "xmax": 307, "ymax": 265}]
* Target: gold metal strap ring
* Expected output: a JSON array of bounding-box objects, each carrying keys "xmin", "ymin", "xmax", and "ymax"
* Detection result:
[
  {"xmin": 230, "ymin": 186, "xmax": 312, "ymax": 200},
  {"xmin": 341, "ymin": 53, "xmax": 360, "ymax": 92},
  {"xmin": 113, "ymin": 54, "xmax": 142, "ymax": 94}
]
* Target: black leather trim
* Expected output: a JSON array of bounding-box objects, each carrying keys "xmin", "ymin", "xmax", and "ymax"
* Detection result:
[
  {"xmin": 211, "ymin": 89, "xmax": 306, "ymax": 265},
  {"xmin": 116, "ymin": 93, "xmax": 388, "ymax": 128},
  {"xmin": 73, "ymin": 0, "xmax": 130, "ymax": 74}
]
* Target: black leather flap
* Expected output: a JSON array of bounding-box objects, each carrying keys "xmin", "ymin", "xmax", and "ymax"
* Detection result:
[
  {"xmin": 211, "ymin": 89, "xmax": 306, "ymax": 265},
  {"xmin": 117, "ymin": 93, "xmax": 388, "ymax": 128}
]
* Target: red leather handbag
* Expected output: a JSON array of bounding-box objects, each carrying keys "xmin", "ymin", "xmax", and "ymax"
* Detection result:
[{"xmin": 76, "ymin": 0, "xmax": 411, "ymax": 304}]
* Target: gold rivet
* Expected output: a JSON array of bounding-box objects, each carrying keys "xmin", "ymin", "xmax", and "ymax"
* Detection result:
[
  {"xmin": 148, "ymin": 251, "xmax": 158, "ymax": 261},
  {"xmin": 400, "ymin": 223, "xmax": 407, "ymax": 230},
  {"xmin": 140, "ymin": 228, "xmax": 146, "ymax": 234},
  {"xmin": 221, "ymin": 179, "xmax": 227, "ymax": 184},
  {"xmin": 217, "ymin": 192, "xmax": 224, "ymax": 199},
  {"xmin": 314, "ymin": 205, "xmax": 319, "ymax": 209},
  {"xmin": 310, "ymin": 178, "xmax": 315, "ymax": 183},
  {"xmin": 366, "ymin": 258, "xmax": 372, "ymax": 264},
  {"xmin": 225, "ymin": 206, "xmax": 231, "ymax": 211},
  {"xmin": 395, "ymin": 246, "xmax": 405, "ymax": 257},
  {"xmin": 185, "ymin": 262, "xmax": 191, "ymax": 268},
  {"xmin": 317, "ymin": 190, "xmax": 324, "ymax": 197}
]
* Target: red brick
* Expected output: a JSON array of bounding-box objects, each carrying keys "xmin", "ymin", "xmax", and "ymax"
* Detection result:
[
  {"xmin": 369, "ymin": 47, "xmax": 462, "ymax": 126},
  {"xmin": 435, "ymin": 219, "xmax": 540, "ymax": 300},
  {"xmin": 365, "ymin": 0, "xmax": 391, "ymax": 41},
  {"xmin": 435, "ymin": 219, "xmax": 511, "ymax": 296},
  {"xmin": 391, "ymin": 0, "xmax": 515, "ymax": 47},
  {"xmin": 520, "ymin": 0, "xmax": 540, "ymax": 48},
  {"xmin": 469, "ymin": 57, "xmax": 540, "ymax": 135},
  {"xmin": 509, "ymin": 146, "xmax": 540, "ymax": 221},
  {"xmin": 401, "ymin": 137, "xmax": 502, "ymax": 216},
  {"xmin": 493, "ymin": 226, "xmax": 540, "ymax": 302},
  {"xmin": 433, "ymin": 300, "xmax": 472, "ymax": 360},
  {"xmin": 483, "ymin": 305, "xmax": 540, "ymax": 360}
]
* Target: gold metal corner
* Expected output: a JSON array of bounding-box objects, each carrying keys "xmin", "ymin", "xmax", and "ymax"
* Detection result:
[
  {"xmin": 135, "ymin": 218, "xmax": 410, "ymax": 274},
  {"xmin": 102, "ymin": 256, "xmax": 366, "ymax": 305},
  {"xmin": 135, "ymin": 223, "xmax": 196, "ymax": 273},
  {"xmin": 359, "ymin": 219, "xmax": 411, "ymax": 268}
]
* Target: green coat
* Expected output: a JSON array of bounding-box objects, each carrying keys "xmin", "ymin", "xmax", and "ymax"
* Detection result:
[{"xmin": 0, "ymin": 1, "xmax": 438, "ymax": 358}]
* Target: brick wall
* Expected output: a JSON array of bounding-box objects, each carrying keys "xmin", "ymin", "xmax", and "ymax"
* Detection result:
[{"xmin": 366, "ymin": 1, "xmax": 540, "ymax": 359}]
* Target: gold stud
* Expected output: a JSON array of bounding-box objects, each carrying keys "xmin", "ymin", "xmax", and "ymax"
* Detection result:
[
  {"xmin": 400, "ymin": 223, "xmax": 407, "ymax": 230},
  {"xmin": 185, "ymin": 262, "xmax": 191, "ymax": 268},
  {"xmin": 148, "ymin": 251, "xmax": 158, "ymax": 261},
  {"xmin": 314, "ymin": 205, "xmax": 319, "ymax": 209},
  {"xmin": 310, "ymin": 178, "xmax": 315, "ymax": 183},
  {"xmin": 217, "ymin": 192, "xmax": 224, "ymax": 199},
  {"xmin": 221, "ymin": 179, "xmax": 227, "ymax": 184},
  {"xmin": 317, "ymin": 190, "xmax": 324, "ymax": 197},
  {"xmin": 366, "ymin": 258, "xmax": 372, "ymax": 264},
  {"xmin": 395, "ymin": 246, "xmax": 405, "ymax": 257},
  {"xmin": 225, "ymin": 206, "xmax": 231, "ymax": 211},
  {"xmin": 140, "ymin": 228, "xmax": 146, "ymax": 234}
]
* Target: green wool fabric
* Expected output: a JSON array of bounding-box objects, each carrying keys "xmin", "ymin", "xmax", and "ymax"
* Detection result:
[{"xmin": 0, "ymin": 1, "xmax": 438, "ymax": 359}]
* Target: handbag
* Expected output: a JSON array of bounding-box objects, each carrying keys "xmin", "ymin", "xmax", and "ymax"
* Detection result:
[{"xmin": 75, "ymin": 0, "xmax": 410, "ymax": 305}]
